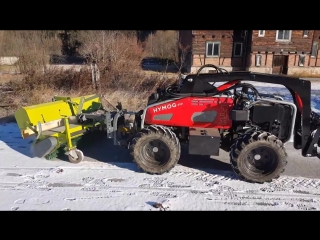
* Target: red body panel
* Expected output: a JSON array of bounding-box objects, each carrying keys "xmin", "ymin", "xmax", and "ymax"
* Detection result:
[
  {"xmin": 145, "ymin": 97, "xmax": 234, "ymax": 128},
  {"xmin": 294, "ymin": 92, "xmax": 303, "ymax": 112},
  {"xmin": 216, "ymin": 80, "xmax": 240, "ymax": 92}
]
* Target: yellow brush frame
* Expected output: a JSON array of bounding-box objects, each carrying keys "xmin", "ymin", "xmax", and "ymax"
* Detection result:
[{"xmin": 14, "ymin": 94, "xmax": 105, "ymax": 153}]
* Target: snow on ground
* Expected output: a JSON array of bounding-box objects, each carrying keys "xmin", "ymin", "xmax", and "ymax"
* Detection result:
[{"xmin": 1, "ymin": 81, "xmax": 320, "ymax": 211}]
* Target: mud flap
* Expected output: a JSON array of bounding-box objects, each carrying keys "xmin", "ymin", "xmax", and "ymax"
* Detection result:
[{"xmin": 31, "ymin": 137, "xmax": 58, "ymax": 158}]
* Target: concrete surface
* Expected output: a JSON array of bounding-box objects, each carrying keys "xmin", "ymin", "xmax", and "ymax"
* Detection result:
[
  {"xmin": 302, "ymin": 78, "xmax": 320, "ymax": 81},
  {"xmin": 56, "ymin": 136, "xmax": 320, "ymax": 180},
  {"xmin": 2, "ymin": 117, "xmax": 318, "ymax": 180}
]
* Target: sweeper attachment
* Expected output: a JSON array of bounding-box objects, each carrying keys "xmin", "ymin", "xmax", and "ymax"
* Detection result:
[
  {"xmin": 14, "ymin": 94, "xmax": 107, "ymax": 163},
  {"xmin": 14, "ymin": 64, "xmax": 320, "ymax": 183}
]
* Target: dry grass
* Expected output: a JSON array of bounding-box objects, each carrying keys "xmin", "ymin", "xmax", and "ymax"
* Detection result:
[
  {"xmin": 0, "ymin": 68, "xmax": 178, "ymax": 122},
  {"xmin": 0, "ymin": 73, "xmax": 25, "ymax": 84},
  {"xmin": 0, "ymin": 89, "xmax": 160, "ymax": 121},
  {"xmin": 101, "ymin": 90, "xmax": 151, "ymax": 111},
  {"xmin": 0, "ymin": 31, "xmax": 179, "ymax": 122},
  {"xmin": 3, "ymin": 65, "xmax": 320, "ymax": 123},
  {"xmin": 0, "ymin": 65, "xmax": 19, "ymax": 73},
  {"xmin": 0, "ymin": 89, "xmax": 154, "ymax": 121}
]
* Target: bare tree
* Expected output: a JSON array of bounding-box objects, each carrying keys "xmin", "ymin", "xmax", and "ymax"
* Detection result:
[
  {"xmin": 0, "ymin": 31, "xmax": 4, "ymax": 54},
  {"xmin": 77, "ymin": 30, "xmax": 144, "ymax": 91},
  {"xmin": 175, "ymin": 43, "xmax": 191, "ymax": 75},
  {"xmin": 144, "ymin": 31, "xmax": 179, "ymax": 62}
]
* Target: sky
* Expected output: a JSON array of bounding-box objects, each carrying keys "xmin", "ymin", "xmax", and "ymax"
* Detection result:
[{"xmin": 1, "ymin": 80, "xmax": 320, "ymax": 211}]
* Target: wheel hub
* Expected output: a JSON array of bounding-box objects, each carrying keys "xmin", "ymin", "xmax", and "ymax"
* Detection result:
[
  {"xmin": 245, "ymin": 146, "xmax": 278, "ymax": 174},
  {"xmin": 254, "ymin": 154, "xmax": 261, "ymax": 160},
  {"xmin": 142, "ymin": 139, "xmax": 170, "ymax": 166}
]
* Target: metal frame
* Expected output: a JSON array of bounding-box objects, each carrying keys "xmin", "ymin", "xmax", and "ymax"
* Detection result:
[
  {"xmin": 181, "ymin": 71, "xmax": 312, "ymax": 155},
  {"xmin": 247, "ymin": 98, "xmax": 297, "ymax": 143},
  {"xmin": 107, "ymin": 71, "xmax": 317, "ymax": 158},
  {"xmin": 103, "ymin": 110, "xmax": 137, "ymax": 146}
]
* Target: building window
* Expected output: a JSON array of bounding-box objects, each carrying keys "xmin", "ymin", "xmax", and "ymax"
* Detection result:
[
  {"xmin": 276, "ymin": 30, "xmax": 291, "ymax": 41},
  {"xmin": 255, "ymin": 54, "xmax": 262, "ymax": 66},
  {"xmin": 312, "ymin": 42, "xmax": 318, "ymax": 57},
  {"xmin": 258, "ymin": 30, "xmax": 265, "ymax": 37},
  {"xmin": 206, "ymin": 42, "xmax": 220, "ymax": 57},
  {"xmin": 298, "ymin": 54, "xmax": 305, "ymax": 66},
  {"xmin": 303, "ymin": 30, "xmax": 309, "ymax": 37},
  {"xmin": 233, "ymin": 42, "xmax": 243, "ymax": 57}
]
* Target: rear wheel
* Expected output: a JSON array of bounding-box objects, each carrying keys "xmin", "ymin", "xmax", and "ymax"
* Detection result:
[
  {"xmin": 130, "ymin": 125, "xmax": 181, "ymax": 174},
  {"xmin": 230, "ymin": 131, "xmax": 287, "ymax": 183}
]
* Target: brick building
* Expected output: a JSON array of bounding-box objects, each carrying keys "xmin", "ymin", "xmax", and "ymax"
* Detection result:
[{"xmin": 178, "ymin": 30, "xmax": 320, "ymax": 75}]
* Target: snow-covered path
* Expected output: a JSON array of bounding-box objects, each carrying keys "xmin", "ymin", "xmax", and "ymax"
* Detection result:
[
  {"xmin": 1, "ymin": 120, "xmax": 320, "ymax": 211},
  {"xmin": 2, "ymin": 80, "xmax": 320, "ymax": 210}
]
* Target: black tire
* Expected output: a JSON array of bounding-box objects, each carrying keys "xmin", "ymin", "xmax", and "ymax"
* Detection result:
[
  {"xmin": 230, "ymin": 130, "xmax": 288, "ymax": 183},
  {"xmin": 129, "ymin": 125, "xmax": 181, "ymax": 174}
]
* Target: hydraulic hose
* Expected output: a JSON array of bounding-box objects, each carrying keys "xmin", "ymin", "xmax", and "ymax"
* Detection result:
[
  {"xmin": 164, "ymin": 64, "xmax": 261, "ymax": 99},
  {"xmin": 164, "ymin": 82, "xmax": 261, "ymax": 99}
]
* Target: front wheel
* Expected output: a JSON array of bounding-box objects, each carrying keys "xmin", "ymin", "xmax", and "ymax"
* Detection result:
[{"xmin": 130, "ymin": 125, "xmax": 181, "ymax": 174}]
